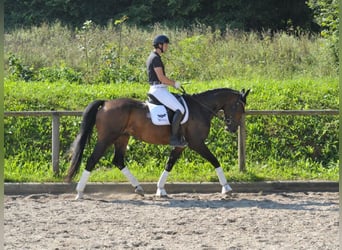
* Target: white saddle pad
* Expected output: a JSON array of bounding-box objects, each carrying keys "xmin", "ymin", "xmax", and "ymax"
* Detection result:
[{"xmin": 146, "ymin": 97, "xmax": 189, "ymax": 126}]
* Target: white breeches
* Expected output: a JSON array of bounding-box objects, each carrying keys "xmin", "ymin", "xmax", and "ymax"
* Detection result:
[{"xmin": 149, "ymin": 85, "xmax": 185, "ymax": 114}]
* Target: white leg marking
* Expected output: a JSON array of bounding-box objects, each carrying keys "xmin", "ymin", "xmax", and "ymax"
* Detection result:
[
  {"xmin": 75, "ymin": 169, "xmax": 90, "ymax": 200},
  {"xmin": 156, "ymin": 188, "xmax": 168, "ymax": 197},
  {"xmin": 75, "ymin": 192, "xmax": 84, "ymax": 200},
  {"xmin": 156, "ymin": 170, "xmax": 169, "ymax": 197},
  {"xmin": 121, "ymin": 167, "xmax": 140, "ymax": 188},
  {"xmin": 157, "ymin": 170, "xmax": 169, "ymax": 189},
  {"xmin": 215, "ymin": 167, "xmax": 227, "ymax": 186},
  {"xmin": 222, "ymin": 184, "xmax": 233, "ymax": 194},
  {"xmin": 135, "ymin": 185, "xmax": 145, "ymax": 196},
  {"xmin": 215, "ymin": 167, "xmax": 233, "ymax": 194}
]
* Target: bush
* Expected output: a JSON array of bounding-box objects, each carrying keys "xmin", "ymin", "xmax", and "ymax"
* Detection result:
[
  {"xmin": 307, "ymin": 0, "xmax": 339, "ymax": 62},
  {"xmin": 4, "ymin": 23, "xmax": 338, "ymax": 83},
  {"xmin": 37, "ymin": 65, "xmax": 83, "ymax": 83},
  {"xmin": 4, "ymin": 79, "xmax": 338, "ymax": 182},
  {"xmin": 3, "ymin": 23, "xmax": 338, "ymax": 182},
  {"xmin": 8, "ymin": 54, "xmax": 35, "ymax": 81}
]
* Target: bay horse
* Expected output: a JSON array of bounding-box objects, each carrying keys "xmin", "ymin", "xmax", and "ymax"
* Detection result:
[{"xmin": 65, "ymin": 88, "xmax": 250, "ymax": 199}]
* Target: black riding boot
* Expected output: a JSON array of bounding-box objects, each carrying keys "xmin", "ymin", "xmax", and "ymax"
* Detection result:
[{"xmin": 170, "ymin": 110, "xmax": 188, "ymax": 147}]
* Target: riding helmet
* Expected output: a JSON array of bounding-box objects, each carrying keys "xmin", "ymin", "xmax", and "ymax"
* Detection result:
[{"xmin": 153, "ymin": 35, "xmax": 170, "ymax": 47}]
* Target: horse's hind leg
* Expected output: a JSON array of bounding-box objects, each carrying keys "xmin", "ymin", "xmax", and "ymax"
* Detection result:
[
  {"xmin": 112, "ymin": 135, "xmax": 144, "ymax": 196},
  {"xmin": 76, "ymin": 141, "xmax": 110, "ymax": 199}
]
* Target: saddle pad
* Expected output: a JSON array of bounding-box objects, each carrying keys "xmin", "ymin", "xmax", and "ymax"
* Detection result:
[
  {"xmin": 147, "ymin": 103, "xmax": 170, "ymax": 125},
  {"xmin": 147, "ymin": 97, "xmax": 189, "ymax": 126}
]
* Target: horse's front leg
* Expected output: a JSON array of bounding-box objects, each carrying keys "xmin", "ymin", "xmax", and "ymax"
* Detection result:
[
  {"xmin": 156, "ymin": 147, "xmax": 185, "ymax": 197},
  {"xmin": 189, "ymin": 142, "xmax": 232, "ymax": 195}
]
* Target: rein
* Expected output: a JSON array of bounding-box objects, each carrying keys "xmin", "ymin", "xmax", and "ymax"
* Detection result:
[
  {"xmin": 180, "ymin": 87, "xmax": 224, "ymax": 121},
  {"xmin": 180, "ymin": 87, "xmax": 239, "ymax": 124}
]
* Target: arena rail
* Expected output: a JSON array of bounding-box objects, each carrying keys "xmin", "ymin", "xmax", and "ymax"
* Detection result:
[{"xmin": 4, "ymin": 109, "xmax": 339, "ymax": 174}]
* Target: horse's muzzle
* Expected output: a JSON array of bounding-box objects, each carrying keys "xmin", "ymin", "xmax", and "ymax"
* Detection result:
[
  {"xmin": 225, "ymin": 117, "xmax": 239, "ymax": 133},
  {"xmin": 225, "ymin": 125, "xmax": 238, "ymax": 133}
]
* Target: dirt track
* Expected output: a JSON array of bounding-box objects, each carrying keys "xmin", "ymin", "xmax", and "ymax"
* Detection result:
[{"xmin": 4, "ymin": 192, "xmax": 339, "ymax": 249}]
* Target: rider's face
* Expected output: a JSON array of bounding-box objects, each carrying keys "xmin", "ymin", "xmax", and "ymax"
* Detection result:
[{"xmin": 162, "ymin": 43, "xmax": 168, "ymax": 52}]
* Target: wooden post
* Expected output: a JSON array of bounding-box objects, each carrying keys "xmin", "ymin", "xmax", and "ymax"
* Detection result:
[
  {"xmin": 52, "ymin": 113, "xmax": 60, "ymax": 174},
  {"xmin": 238, "ymin": 114, "xmax": 246, "ymax": 172}
]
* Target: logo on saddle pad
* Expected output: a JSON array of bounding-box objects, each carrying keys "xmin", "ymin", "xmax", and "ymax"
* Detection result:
[{"xmin": 146, "ymin": 96, "xmax": 189, "ymax": 126}]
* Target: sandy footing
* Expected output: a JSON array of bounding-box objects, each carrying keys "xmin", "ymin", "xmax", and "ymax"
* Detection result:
[{"xmin": 4, "ymin": 192, "xmax": 339, "ymax": 249}]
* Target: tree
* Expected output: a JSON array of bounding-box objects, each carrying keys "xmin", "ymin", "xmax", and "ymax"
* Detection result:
[{"xmin": 306, "ymin": 0, "xmax": 339, "ymax": 62}]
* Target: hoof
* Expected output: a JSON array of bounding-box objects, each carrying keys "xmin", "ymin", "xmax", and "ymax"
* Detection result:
[
  {"xmin": 221, "ymin": 184, "xmax": 232, "ymax": 194},
  {"xmin": 156, "ymin": 188, "xmax": 168, "ymax": 197},
  {"xmin": 135, "ymin": 185, "xmax": 145, "ymax": 196},
  {"xmin": 75, "ymin": 192, "xmax": 84, "ymax": 200}
]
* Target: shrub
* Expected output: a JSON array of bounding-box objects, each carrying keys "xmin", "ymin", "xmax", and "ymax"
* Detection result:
[
  {"xmin": 4, "ymin": 23, "xmax": 338, "ymax": 83},
  {"xmin": 4, "ymin": 79, "xmax": 338, "ymax": 182}
]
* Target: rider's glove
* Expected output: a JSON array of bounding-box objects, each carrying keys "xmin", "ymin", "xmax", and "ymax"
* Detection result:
[{"xmin": 174, "ymin": 81, "xmax": 181, "ymax": 89}]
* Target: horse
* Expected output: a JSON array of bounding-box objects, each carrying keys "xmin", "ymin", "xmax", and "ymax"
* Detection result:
[{"xmin": 65, "ymin": 88, "xmax": 250, "ymax": 199}]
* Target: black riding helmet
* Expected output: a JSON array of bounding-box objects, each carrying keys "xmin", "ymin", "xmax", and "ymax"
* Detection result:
[{"xmin": 153, "ymin": 35, "xmax": 170, "ymax": 52}]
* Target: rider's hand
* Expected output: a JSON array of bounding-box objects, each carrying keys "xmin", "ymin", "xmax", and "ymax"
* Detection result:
[{"xmin": 174, "ymin": 81, "xmax": 181, "ymax": 89}]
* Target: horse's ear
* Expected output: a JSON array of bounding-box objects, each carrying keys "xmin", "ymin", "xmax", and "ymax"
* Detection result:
[
  {"xmin": 244, "ymin": 89, "xmax": 250, "ymax": 97},
  {"xmin": 241, "ymin": 89, "xmax": 251, "ymax": 103}
]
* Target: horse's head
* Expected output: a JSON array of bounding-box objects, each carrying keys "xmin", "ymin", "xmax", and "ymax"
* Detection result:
[{"xmin": 223, "ymin": 89, "xmax": 250, "ymax": 133}]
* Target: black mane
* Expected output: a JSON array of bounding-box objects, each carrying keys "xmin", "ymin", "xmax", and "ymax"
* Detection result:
[
  {"xmin": 188, "ymin": 88, "xmax": 241, "ymax": 107},
  {"xmin": 191, "ymin": 88, "xmax": 240, "ymax": 99}
]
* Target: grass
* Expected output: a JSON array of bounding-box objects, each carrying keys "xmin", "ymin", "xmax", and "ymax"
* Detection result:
[
  {"xmin": 4, "ymin": 78, "xmax": 338, "ymax": 183},
  {"xmin": 4, "ymin": 23, "xmax": 339, "ymax": 183},
  {"xmin": 5, "ymin": 22, "xmax": 338, "ymax": 83},
  {"xmin": 4, "ymin": 158, "xmax": 338, "ymax": 183}
]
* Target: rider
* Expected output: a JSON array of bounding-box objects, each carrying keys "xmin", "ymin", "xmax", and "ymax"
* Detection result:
[{"xmin": 146, "ymin": 34, "xmax": 187, "ymax": 147}]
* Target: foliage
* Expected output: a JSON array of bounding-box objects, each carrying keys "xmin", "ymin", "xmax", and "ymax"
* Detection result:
[
  {"xmin": 8, "ymin": 54, "xmax": 35, "ymax": 81},
  {"xmin": 4, "ymin": 0, "xmax": 319, "ymax": 33},
  {"xmin": 3, "ymin": 20, "xmax": 339, "ymax": 183},
  {"xmin": 4, "ymin": 78, "xmax": 339, "ymax": 182},
  {"xmin": 37, "ymin": 65, "xmax": 83, "ymax": 83},
  {"xmin": 306, "ymin": 0, "xmax": 339, "ymax": 62},
  {"xmin": 4, "ymin": 23, "xmax": 338, "ymax": 84},
  {"xmin": 7, "ymin": 54, "xmax": 83, "ymax": 83}
]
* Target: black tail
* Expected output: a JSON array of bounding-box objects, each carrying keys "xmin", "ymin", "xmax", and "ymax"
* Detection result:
[{"xmin": 65, "ymin": 100, "xmax": 105, "ymax": 182}]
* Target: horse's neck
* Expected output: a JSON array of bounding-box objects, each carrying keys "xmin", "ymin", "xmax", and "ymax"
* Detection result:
[
  {"xmin": 195, "ymin": 91, "xmax": 235, "ymax": 110},
  {"xmin": 189, "ymin": 94, "xmax": 225, "ymax": 114}
]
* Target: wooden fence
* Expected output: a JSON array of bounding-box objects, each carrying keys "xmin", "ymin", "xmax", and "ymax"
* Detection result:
[{"xmin": 4, "ymin": 110, "xmax": 339, "ymax": 174}]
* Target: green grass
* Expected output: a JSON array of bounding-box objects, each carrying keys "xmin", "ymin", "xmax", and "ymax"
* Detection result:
[
  {"xmin": 4, "ymin": 77, "xmax": 338, "ymax": 110},
  {"xmin": 4, "ymin": 78, "xmax": 338, "ymax": 183},
  {"xmin": 5, "ymin": 23, "xmax": 337, "ymax": 83},
  {"xmin": 5, "ymin": 158, "xmax": 338, "ymax": 183},
  {"xmin": 4, "ymin": 23, "xmax": 338, "ymax": 183}
]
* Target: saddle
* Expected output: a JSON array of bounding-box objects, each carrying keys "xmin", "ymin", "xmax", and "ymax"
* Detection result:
[{"xmin": 146, "ymin": 93, "xmax": 189, "ymax": 125}]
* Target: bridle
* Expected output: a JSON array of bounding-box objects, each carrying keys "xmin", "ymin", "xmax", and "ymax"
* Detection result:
[
  {"xmin": 180, "ymin": 87, "xmax": 245, "ymax": 127},
  {"xmin": 225, "ymin": 99, "xmax": 245, "ymax": 127}
]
